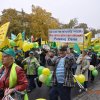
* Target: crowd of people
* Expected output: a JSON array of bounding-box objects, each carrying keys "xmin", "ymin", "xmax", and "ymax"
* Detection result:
[{"xmin": 0, "ymin": 44, "xmax": 99, "ymax": 100}]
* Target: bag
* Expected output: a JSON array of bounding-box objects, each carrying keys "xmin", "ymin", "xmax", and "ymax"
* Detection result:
[{"xmin": 0, "ymin": 89, "xmax": 4, "ymax": 98}]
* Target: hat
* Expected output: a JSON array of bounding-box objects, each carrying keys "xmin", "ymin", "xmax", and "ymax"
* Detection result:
[
  {"xmin": 59, "ymin": 46, "xmax": 67, "ymax": 51},
  {"xmin": 3, "ymin": 48, "xmax": 15, "ymax": 57},
  {"xmin": 29, "ymin": 51, "xmax": 33, "ymax": 54}
]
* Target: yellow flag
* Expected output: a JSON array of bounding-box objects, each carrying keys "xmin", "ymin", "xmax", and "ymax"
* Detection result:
[
  {"xmin": 14, "ymin": 33, "xmax": 23, "ymax": 48},
  {"xmin": 0, "ymin": 22, "xmax": 10, "ymax": 42},
  {"xmin": 92, "ymin": 38, "xmax": 100, "ymax": 45},
  {"xmin": 84, "ymin": 32, "xmax": 92, "ymax": 47},
  {"xmin": 0, "ymin": 37, "xmax": 10, "ymax": 49}
]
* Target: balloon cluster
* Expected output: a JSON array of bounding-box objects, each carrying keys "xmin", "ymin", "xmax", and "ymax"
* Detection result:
[
  {"xmin": 74, "ymin": 74, "xmax": 85, "ymax": 84},
  {"xmin": 22, "ymin": 41, "xmax": 39, "ymax": 52},
  {"xmin": 9, "ymin": 39, "xmax": 39, "ymax": 52},
  {"xmin": 89, "ymin": 65, "xmax": 98, "ymax": 77},
  {"xmin": 38, "ymin": 66, "xmax": 52, "ymax": 86}
]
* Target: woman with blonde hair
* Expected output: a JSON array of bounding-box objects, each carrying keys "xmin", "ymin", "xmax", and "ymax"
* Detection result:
[{"xmin": 75, "ymin": 50, "xmax": 90, "ymax": 91}]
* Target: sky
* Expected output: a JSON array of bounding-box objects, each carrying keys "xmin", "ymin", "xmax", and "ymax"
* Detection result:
[{"xmin": 0, "ymin": 0, "xmax": 100, "ymax": 29}]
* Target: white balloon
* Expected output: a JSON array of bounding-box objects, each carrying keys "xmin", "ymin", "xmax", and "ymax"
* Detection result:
[
  {"xmin": 89, "ymin": 65, "xmax": 94, "ymax": 71},
  {"xmin": 39, "ymin": 74, "xmax": 47, "ymax": 83}
]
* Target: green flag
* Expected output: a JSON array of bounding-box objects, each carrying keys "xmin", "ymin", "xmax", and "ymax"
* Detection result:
[
  {"xmin": 73, "ymin": 43, "xmax": 81, "ymax": 54},
  {"xmin": 22, "ymin": 31, "xmax": 25, "ymax": 41}
]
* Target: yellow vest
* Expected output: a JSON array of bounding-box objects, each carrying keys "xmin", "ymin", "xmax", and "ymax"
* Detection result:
[{"xmin": 9, "ymin": 63, "xmax": 28, "ymax": 100}]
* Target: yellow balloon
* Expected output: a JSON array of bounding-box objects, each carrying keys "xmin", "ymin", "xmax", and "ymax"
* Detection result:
[
  {"xmin": 77, "ymin": 74, "xmax": 86, "ymax": 83},
  {"xmin": 36, "ymin": 98, "xmax": 46, "ymax": 100},
  {"xmin": 29, "ymin": 43, "xmax": 34, "ymax": 49},
  {"xmin": 22, "ymin": 42, "xmax": 30, "ymax": 52},
  {"xmin": 42, "ymin": 68, "xmax": 50, "ymax": 76}
]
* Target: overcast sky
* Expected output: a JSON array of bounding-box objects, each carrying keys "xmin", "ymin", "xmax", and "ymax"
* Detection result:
[{"xmin": 0, "ymin": 0, "xmax": 100, "ymax": 29}]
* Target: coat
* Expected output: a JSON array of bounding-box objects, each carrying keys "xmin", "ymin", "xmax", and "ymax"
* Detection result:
[
  {"xmin": 75, "ymin": 54, "xmax": 90, "ymax": 81},
  {"xmin": 52, "ymin": 55, "xmax": 75, "ymax": 87},
  {"xmin": 0, "ymin": 64, "xmax": 28, "ymax": 99},
  {"xmin": 24, "ymin": 56, "xmax": 40, "ymax": 75}
]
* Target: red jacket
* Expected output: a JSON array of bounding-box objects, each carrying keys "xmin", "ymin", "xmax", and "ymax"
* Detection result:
[{"xmin": 0, "ymin": 65, "xmax": 28, "ymax": 91}]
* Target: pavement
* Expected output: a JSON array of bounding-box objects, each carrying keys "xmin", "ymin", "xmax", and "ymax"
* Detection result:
[
  {"xmin": 28, "ymin": 69, "xmax": 100, "ymax": 100},
  {"xmin": 73, "ymin": 81, "xmax": 100, "ymax": 100}
]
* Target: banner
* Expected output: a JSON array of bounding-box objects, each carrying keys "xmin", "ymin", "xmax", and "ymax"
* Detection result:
[
  {"xmin": 48, "ymin": 29, "xmax": 84, "ymax": 43},
  {"xmin": 0, "ymin": 22, "xmax": 10, "ymax": 42}
]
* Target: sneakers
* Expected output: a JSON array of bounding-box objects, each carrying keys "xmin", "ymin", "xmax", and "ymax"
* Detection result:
[{"xmin": 79, "ymin": 88, "xmax": 88, "ymax": 93}]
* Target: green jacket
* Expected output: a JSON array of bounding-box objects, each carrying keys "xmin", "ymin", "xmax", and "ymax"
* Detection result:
[{"xmin": 25, "ymin": 57, "xmax": 40, "ymax": 75}]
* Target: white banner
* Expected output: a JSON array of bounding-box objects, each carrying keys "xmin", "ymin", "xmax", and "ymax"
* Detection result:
[
  {"xmin": 48, "ymin": 29, "xmax": 84, "ymax": 43},
  {"xmin": 95, "ymin": 33, "xmax": 100, "ymax": 38}
]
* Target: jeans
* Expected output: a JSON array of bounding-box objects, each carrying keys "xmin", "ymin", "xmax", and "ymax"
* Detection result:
[
  {"xmin": 49, "ymin": 83, "xmax": 71, "ymax": 100},
  {"xmin": 27, "ymin": 75, "xmax": 37, "ymax": 90}
]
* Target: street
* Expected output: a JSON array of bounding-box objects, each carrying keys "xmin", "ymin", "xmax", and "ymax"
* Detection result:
[{"xmin": 28, "ymin": 69, "xmax": 100, "ymax": 100}]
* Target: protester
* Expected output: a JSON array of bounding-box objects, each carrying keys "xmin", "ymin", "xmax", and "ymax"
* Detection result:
[
  {"xmin": 14, "ymin": 46, "xmax": 22, "ymax": 55},
  {"xmin": 22, "ymin": 51, "xmax": 40, "ymax": 92},
  {"xmin": 0, "ymin": 48, "xmax": 28, "ymax": 99},
  {"xmin": 49, "ymin": 46, "xmax": 75, "ymax": 100},
  {"xmin": 15, "ymin": 51, "xmax": 24, "ymax": 68},
  {"xmin": 45, "ymin": 50, "xmax": 57, "ymax": 71},
  {"xmin": 40, "ymin": 48, "xmax": 48, "ymax": 66},
  {"xmin": 76, "ymin": 50, "xmax": 90, "ymax": 91}
]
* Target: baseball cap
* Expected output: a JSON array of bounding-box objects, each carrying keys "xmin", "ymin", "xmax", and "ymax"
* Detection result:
[
  {"xmin": 29, "ymin": 51, "xmax": 33, "ymax": 54},
  {"xmin": 3, "ymin": 48, "xmax": 15, "ymax": 57}
]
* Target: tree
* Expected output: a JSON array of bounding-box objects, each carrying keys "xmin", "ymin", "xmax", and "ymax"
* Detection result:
[
  {"xmin": 89, "ymin": 28, "xmax": 97, "ymax": 37},
  {"xmin": 68, "ymin": 18, "xmax": 78, "ymax": 28},
  {"xmin": 97, "ymin": 29, "xmax": 100, "ymax": 33},
  {"xmin": 75, "ymin": 23, "xmax": 89, "ymax": 33},
  {"xmin": 30, "ymin": 5, "xmax": 60, "ymax": 40},
  {"xmin": 0, "ymin": 8, "xmax": 31, "ymax": 37},
  {"xmin": 61, "ymin": 18, "xmax": 78, "ymax": 29},
  {"xmin": 1, "ymin": 9, "xmax": 22, "ymax": 36}
]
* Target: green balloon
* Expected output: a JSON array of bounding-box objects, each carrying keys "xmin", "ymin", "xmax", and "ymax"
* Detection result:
[
  {"xmin": 33, "ymin": 42, "xmax": 39, "ymax": 48},
  {"xmin": 38, "ymin": 66, "xmax": 44, "ymax": 76},
  {"xmin": 45, "ymin": 74, "xmax": 52, "ymax": 86},
  {"xmin": 33, "ymin": 43, "xmax": 36, "ymax": 48},
  {"xmin": 94, "ymin": 45, "xmax": 100, "ymax": 50},
  {"xmin": 97, "ymin": 52, "xmax": 100, "ymax": 56},
  {"xmin": 10, "ymin": 40, "xmax": 16, "ymax": 47},
  {"xmin": 92, "ymin": 69, "xmax": 98, "ymax": 77}
]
